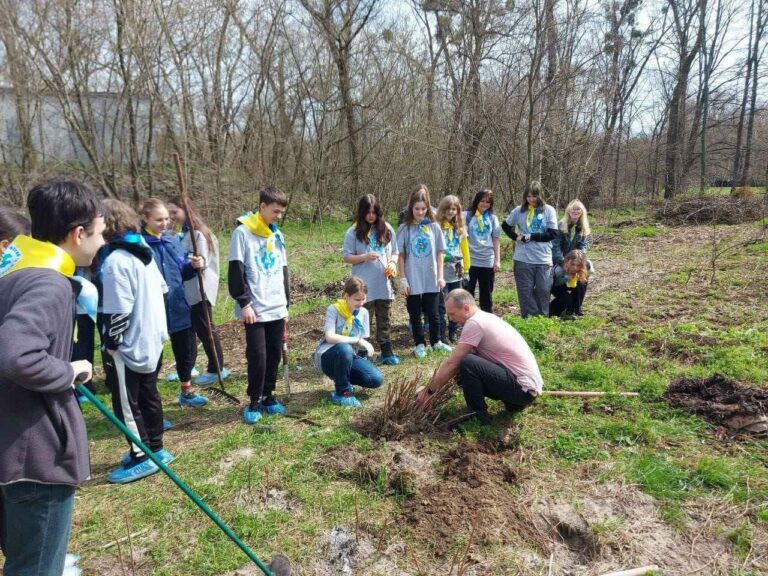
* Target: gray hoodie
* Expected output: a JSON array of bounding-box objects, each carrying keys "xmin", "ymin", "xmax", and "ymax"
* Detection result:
[{"xmin": 0, "ymin": 268, "xmax": 90, "ymax": 486}]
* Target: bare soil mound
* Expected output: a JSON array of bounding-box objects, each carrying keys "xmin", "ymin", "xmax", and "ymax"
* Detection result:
[
  {"xmin": 401, "ymin": 441, "xmax": 549, "ymax": 556},
  {"xmin": 664, "ymin": 374, "xmax": 768, "ymax": 435}
]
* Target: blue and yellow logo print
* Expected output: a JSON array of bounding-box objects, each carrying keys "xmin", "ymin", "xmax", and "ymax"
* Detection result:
[
  {"xmin": 254, "ymin": 236, "xmax": 283, "ymax": 276},
  {"xmin": 470, "ymin": 217, "xmax": 492, "ymax": 244},
  {"xmin": 529, "ymin": 212, "xmax": 544, "ymax": 234},
  {"xmin": 0, "ymin": 244, "xmax": 21, "ymax": 278},
  {"xmin": 368, "ymin": 233, "xmax": 383, "ymax": 254},
  {"xmin": 411, "ymin": 233, "xmax": 432, "ymax": 259}
]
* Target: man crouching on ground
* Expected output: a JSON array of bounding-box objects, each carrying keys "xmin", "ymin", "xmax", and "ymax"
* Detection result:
[
  {"xmin": 0, "ymin": 181, "xmax": 105, "ymax": 576},
  {"xmin": 416, "ymin": 289, "xmax": 542, "ymax": 423}
]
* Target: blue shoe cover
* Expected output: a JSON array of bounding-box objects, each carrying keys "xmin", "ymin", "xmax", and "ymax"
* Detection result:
[
  {"xmin": 193, "ymin": 367, "xmax": 231, "ymax": 386},
  {"xmin": 120, "ymin": 448, "xmax": 175, "ymax": 467},
  {"xmin": 167, "ymin": 367, "xmax": 199, "ymax": 382},
  {"xmin": 330, "ymin": 392, "xmax": 362, "ymax": 408},
  {"xmin": 380, "ymin": 354, "xmax": 401, "ymax": 366},
  {"xmin": 242, "ymin": 407, "xmax": 262, "ymax": 425},
  {"xmin": 260, "ymin": 401, "xmax": 286, "ymax": 416},
  {"xmin": 179, "ymin": 392, "xmax": 209, "ymax": 408},
  {"xmin": 107, "ymin": 458, "xmax": 159, "ymax": 484}
]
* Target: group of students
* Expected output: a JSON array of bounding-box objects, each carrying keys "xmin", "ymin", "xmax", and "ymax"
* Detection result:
[
  {"xmin": 0, "ymin": 195, "xmax": 231, "ymax": 485},
  {"xmin": 314, "ymin": 181, "xmax": 592, "ymax": 409},
  {"xmin": 0, "ymin": 178, "xmax": 589, "ymax": 575}
]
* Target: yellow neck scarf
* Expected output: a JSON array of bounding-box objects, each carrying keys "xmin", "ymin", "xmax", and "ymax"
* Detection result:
[
  {"xmin": 144, "ymin": 226, "xmax": 163, "ymax": 239},
  {"xmin": 475, "ymin": 210, "xmax": 487, "ymax": 232},
  {"xmin": 566, "ymin": 275, "xmax": 578, "ymax": 288},
  {"xmin": 333, "ymin": 299, "xmax": 363, "ymax": 336},
  {"xmin": 526, "ymin": 206, "xmax": 536, "ymax": 229},
  {"xmin": 238, "ymin": 211, "xmax": 274, "ymax": 238},
  {"xmin": 0, "ymin": 235, "xmax": 75, "ymax": 279}
]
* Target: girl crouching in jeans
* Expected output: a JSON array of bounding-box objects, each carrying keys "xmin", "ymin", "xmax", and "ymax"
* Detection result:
[{"xmin": 314, "ymin": 277, "xmax": 383, "ymax": 408}]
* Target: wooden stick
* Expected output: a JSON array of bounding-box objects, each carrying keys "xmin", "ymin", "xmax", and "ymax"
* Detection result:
[
  {"xmin": 598, "ymin": 565, "xmax": 659, "ymax": 576},
  {"xmin": 172, "ymin": 153, "xmax": 239, "ymax": 406},
  {"xmin": 544, "ymin": 391, "xmax": 640, "ymax": 397},
  {"xmin": 99, "ymin": 528, "xmax": 149, "ymax": 550}
]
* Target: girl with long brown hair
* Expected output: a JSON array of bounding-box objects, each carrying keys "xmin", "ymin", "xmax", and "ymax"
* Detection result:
[
  {"xmin": 167, "ymin": 196, "xmax": 230, "ymax": 386},
  {"xmin": 342, "ymin": 194, "xmax": 400, "ymax": 365}
]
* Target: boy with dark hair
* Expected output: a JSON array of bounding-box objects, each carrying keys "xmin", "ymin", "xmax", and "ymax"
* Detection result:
[
  {"xmin": 0, "ymin": 180, "xmax": 105, "ymax": 576},
  {"xmin": 229, "ymin": 186, "xmax": 291, "ymax": 424},
  {"xmin": 100, "ymin": 199, "xmax": 173, "ymax": 483}
]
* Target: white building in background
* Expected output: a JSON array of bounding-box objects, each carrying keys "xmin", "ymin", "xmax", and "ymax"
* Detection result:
[{"xmin": 0, "ymin": 87, "xmax": 154, "ymax": 165}]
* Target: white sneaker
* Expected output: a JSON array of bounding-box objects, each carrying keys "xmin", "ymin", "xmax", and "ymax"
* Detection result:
[
  {"xmin": 412, "ymin": 344, "xmax": 427, "ymax": 359},
  {"xmin": 433, "ymin": 341, "xmax": 453, "ymax": 354}
]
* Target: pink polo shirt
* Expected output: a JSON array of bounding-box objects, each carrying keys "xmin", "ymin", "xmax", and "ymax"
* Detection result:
[{"xmin": 459, "ymin": 310, "xmax": 544, "ymax": 395}]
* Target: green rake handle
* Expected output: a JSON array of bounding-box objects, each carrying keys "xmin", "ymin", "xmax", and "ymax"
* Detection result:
[{"xmin": 77, "ymin": 383, "xmax": 274, "ymax": 576}]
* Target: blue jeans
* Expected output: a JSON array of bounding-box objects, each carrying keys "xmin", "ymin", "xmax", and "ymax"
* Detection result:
[
  {"xmin": 0, "ymin": 481, "xmax": 75, "ymax": 576},
  {"xmin": 320, "ymin": 343, "xmax": 384, "ymax": 395}
]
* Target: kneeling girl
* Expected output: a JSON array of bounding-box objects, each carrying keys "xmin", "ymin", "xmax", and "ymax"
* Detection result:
[{"xmin": 314, "ymin": 277, "xmax": 383, "ymax": 408}]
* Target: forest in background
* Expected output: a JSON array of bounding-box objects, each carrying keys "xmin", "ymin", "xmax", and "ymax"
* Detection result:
[{"xmin": 1, "ymin": 0, "xmax": 767, "ymax": 223}]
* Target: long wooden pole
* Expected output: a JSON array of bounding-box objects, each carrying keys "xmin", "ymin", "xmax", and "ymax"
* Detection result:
[
  {"xmin": 173, "ymin": 153, "xmax": 239, "ymax": 405},
  {"xmin": 598, "ymin": 565, "xmax": 659, "ymax": 576},
  {"xmin": 543, "ymin": 391, "xmax": 640, "ymax": 398}
]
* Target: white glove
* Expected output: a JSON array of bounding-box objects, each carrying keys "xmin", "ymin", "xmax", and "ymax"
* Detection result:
[{"xmin": 360, "ymin": 339, "xmax": 375, "ymax": 357}]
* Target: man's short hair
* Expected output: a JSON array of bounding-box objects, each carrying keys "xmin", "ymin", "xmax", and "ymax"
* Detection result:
[
  {"xmin": 446, "ymin": 288, "xmax": 475, "ymax": 308},
  {"xmin": 259, "ymin": 186, "xmax": 288, "ymax": 207},
  {"xmin": 27, "ymin": 181, "xmax": 103, "ymax": 244}
]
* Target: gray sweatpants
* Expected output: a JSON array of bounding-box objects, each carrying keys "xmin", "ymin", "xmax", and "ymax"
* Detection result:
[{"xmin": 513, "ymin": 260, "xmax": 553, "ymax": 318}]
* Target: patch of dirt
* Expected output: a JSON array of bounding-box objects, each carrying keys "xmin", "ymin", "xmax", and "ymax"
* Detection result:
[
  {"xmin": 309, "ymin": 526, "xmax": 414, "ymax": 576},
  {"xmin": 318, "ymin": 440, "xmax": 440, "ymax": 496},
  {"xmin": 206, "ymin": 446, "xmax": 256, "ymax": 486},
  {"xmin": 84, "ymin": 545, "xmax": 152, "ymax": 576},
  {"xmin": 665, "ymin": 374, "xmax": 768, "ymax": 436},
  {"xmin": 235, "ymin": 487, "xmax": 300, "ymax": 514},
  {"xmin": 532, "ymin": 483, "xmax": 742, "ymax": 575},
  {"xmin": 402, "ymin": 441, "xmax": 549, "ymax": 556}
]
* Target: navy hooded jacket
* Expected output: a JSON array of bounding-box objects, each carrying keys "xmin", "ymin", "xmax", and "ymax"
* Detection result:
[{"xmin": 142, "ymin": 228, "xmax": 195, "ymax": 334}]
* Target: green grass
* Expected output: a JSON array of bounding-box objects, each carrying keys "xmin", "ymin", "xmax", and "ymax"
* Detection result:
[
  {"xmin": 47, "ymin": 216, "xmax": 768, "ymax": 574},
  {"xmin": 621, "ymin": 224, "xmax": 662, "ymax": 239}
]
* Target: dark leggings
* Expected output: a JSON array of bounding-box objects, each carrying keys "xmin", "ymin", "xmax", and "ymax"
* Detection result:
[
  {"xmin": 406, "ymin": 292, "xmax": 440, "ymax": 346},
  {"xmin": 245, "ymin": 318, "xmax": 285, "ymax": 403},
  {"xmin": 438, "ymin": 280, "xmax": 463, "ymax": 342},
  {"xmin": 191, "ymin": 301, "xmax": 225, "ymax": 373},
  {"xmin": 550, "ymin": 282, "xmax": 588, "ymax": 317},
  {"xmin": 467, "ymin": 266, "xmax": 495, "ymax": 313},
  {"xmin": 170, "ymin": 327, "xmax": 197, "ymax": 382},
  {"xmin": 104, "ymin": 355, "xmax": 164, "ymax": 457}
]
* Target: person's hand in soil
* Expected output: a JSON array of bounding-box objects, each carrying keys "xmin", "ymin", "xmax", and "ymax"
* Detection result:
[{"xmin": 415, "ymin": 385, "xmax": 435, "ymax": 407}]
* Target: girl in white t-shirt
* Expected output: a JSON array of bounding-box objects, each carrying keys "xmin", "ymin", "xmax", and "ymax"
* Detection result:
[
  {"xmin": 314, "ymin": 277, "xmax": 383, "ymax": 408},
  {"xmin": 397, "ymin": 184, "xmax": 450, "ymax": 359},
  {"xmin": 342, "ymin": 194, "xmax": 400, "ymax": 365}
]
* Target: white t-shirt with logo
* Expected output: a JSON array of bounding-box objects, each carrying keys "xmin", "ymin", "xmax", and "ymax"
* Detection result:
[{"xmin": 229, "ymin": 224, "xmax": 288, "ymax": 322}]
